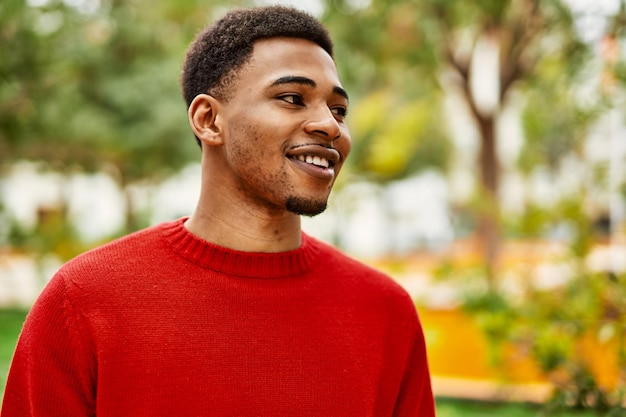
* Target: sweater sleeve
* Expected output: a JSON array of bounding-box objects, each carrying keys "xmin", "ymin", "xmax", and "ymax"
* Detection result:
[
  {"xmin": 1, "ymin": 273, "xmax": 96, "ymax": 417},
  {"xmin": 393, "ymin": 316, "xmax": 436, "ymax": 417}
]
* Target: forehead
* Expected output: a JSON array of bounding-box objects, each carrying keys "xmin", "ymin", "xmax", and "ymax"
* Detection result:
[{"xmin": 238, "ymin": 37, "xmax": 343, "ymax": 92}]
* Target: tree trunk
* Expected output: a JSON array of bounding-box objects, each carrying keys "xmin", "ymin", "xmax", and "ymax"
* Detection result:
[
  {"xmin": 477, "ymin": 115, "xmax": 500, "ymax": 285},
  {"xmin": 123, "ymin": 185, "xmax": 138, "ymax": 233}
]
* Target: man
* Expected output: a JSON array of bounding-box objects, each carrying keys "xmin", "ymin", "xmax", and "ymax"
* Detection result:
[{"xmin": 2, "ymin": 6, "xmax": 435, "ymax": 416}]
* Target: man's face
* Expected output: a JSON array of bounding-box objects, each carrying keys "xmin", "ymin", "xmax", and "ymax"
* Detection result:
[{"xmin": 215, "ymin": 37, "xmax": 351, "ymax": 217}]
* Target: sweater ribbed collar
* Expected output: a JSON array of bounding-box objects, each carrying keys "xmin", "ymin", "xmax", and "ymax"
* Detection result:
[{"xmin": 160, "ymin": 218, "xmax": 318, "ymax": 278}]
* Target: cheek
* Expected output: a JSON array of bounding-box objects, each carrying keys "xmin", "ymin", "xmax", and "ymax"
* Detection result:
[
  {"xmin": 226, "ymin": 123, "xmax": 260, "ymax": 164},
  {"xmin": 226, "ymin": 124, "xmax": 289, "ymax": 187}
]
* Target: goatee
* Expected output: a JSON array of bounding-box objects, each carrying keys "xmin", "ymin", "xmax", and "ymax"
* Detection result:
[{"xmin": 285, "ymin": 196, "xmax": 327, "ymax": 217}]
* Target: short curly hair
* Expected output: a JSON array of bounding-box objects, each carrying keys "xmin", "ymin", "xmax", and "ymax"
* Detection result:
[{"xmin": 181, "ymin": 6, "xmax": 334, "ymax": 107}]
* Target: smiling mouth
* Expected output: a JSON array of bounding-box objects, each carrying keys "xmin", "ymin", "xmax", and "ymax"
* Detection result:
[
  {"xmin": 294, "ymin": 154, "xmax": 332, "ymax": 168},
  {"xmin": 286, "ymin": 144, "xmax": 340, "ymax": 171}
]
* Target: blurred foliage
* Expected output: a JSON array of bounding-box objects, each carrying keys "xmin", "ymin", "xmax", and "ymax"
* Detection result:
[
  {"xmin": 324, "ymin": 0, "xmax": 598, "ymax": 173},
  {"xmin": 519, "ymin": 84, "xmax": 598, "ymax": 175},
  {"xmin": 348, "ymin": 89, "xmax": 451, "ymax": 180},
  {"xmin": 436, "ymin": 398, "xmax": 605, "ymax": 417},
  {"xmin": 0, "ymin": 0, "xmax": 234, "ymax": 232},
  {"xmin": 459, "ymin": 275, "xmax": 626, "ymax": 413},
  {"xmin": 322, "ymin": 0, "xmax": 622, "ymax": 281},
  {"xmin": 324, "ymin": 0, "xmax": 451, "ymax": 181},
  {"xmin": 448, "ymin": 189, "xmax": 626, "ymax": 413},
  {"xmin": 2, "ymin": 0, "xmax": 624, "ymax": 235},
  {"xmin": 6, "ymin": 208, "xmax": 83, "ymax": 262}
]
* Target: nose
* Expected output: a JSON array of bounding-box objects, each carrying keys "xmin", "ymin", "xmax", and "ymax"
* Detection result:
[{"xmin": 304, "ymin": 105, "xmax": 342, "ymax": 142}]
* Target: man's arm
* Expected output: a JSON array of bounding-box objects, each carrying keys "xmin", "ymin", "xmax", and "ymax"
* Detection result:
[
  {"xmin": 1, "ymin": 273, "xmax": 96, "ymax": 417},
  {"xmin": 393, "ymin": 318, "xmax": 436, "ymax": 416}
]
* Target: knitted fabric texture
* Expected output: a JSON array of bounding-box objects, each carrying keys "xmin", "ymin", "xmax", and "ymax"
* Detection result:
[{"xmin": 2, "ymin": 218, "xmax": 435, "ymax": 416}]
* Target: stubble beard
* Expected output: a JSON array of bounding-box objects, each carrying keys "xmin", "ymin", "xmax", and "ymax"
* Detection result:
[{"xmin": 285, "ymin": 196, "xmax": 328, "ymax": 217}]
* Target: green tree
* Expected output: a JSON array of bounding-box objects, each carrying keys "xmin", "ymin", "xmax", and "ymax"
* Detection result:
[
  {"xmin": 0, "ymin": 0, "xmax": 231, "ymax": 235},
  {"xmin": 322, "ymin": 0, "xmax": 602, "ymax": 280}
]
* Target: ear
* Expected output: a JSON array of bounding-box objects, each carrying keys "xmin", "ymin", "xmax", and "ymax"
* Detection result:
[{"xmin": 188, "ymin": 94, "xmax": 224, "ymax": 146}]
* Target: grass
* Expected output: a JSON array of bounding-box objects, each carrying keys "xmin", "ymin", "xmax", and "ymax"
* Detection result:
[
  {"xmin": 435, "ymin": 398, "xmax": 610, "ymax": 416},
  {"xmin": 0, "ymin": 309, "xmax": 616, "ymax": 415},
  {"xmin": 0, "ymin": 308, "xmax": 27, "ymax": 403}
]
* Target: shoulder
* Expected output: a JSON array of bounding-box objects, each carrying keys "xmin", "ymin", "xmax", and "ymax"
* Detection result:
[
  {"xmin": 55, "ymin": 221, "xmax": 171, "ymax": 290},
  {"xmin": 67, "ymin": 223, "xmax": 161, "ymax": 263},
  {"xmin": 305, "ymin": 234, "xmax": 415, "ymax": 308}
]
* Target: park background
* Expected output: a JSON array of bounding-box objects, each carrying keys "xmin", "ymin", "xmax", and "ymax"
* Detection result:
[{"xmin": 1, "ymin": 0, "xmax": 625, "ymax": 414}]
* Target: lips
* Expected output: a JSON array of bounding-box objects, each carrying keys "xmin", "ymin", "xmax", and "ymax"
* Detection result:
[
  {"xmin": 286, "ymin": 144, "xmax": 340, "ymax": 165},
  {"xmin": 286, "ymin": 144, "xmax": 341, "ymax": 181}
]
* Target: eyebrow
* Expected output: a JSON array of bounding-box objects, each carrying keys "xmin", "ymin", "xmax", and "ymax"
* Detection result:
[{"xmin": 270, "ymin": 75, "xmax": 349, "ymax": 101}]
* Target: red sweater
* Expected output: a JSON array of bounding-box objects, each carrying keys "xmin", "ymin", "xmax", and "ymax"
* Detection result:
[{"xmin": 2, "ymin": 218, "xmax": 435, "ymax": 416}]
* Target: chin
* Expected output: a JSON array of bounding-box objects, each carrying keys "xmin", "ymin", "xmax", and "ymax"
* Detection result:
[{"xmin": 285, "ymin": 196, "xmax": 328, "ymax": 217}]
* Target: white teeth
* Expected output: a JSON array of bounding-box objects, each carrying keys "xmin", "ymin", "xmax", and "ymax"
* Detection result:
[{"xmin": 296, "ymin": 155, "xmax": 329, "ymax": 168}]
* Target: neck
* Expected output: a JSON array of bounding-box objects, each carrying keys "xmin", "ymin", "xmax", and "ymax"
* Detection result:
[
  {"xmin": 186, "ymin": 148, "xmax": 306, "ymax": 253},
  {"xmin": 185, "ymin": 197, "xmax": 302, "ymax": 253}
]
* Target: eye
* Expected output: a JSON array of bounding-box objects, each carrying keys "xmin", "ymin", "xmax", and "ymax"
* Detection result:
[
  {"xmin": 278, "ymin": 94, "xmax": 304, "ymax": 106},
  {"xmin": 331, "ymin": 105, "xmax": 348, "ymax": 119}
]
